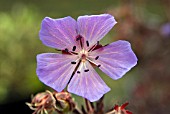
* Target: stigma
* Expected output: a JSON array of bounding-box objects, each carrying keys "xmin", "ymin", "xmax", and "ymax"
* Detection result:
[{"xmin": 79, "ymin": 49, "xmax": 88, "ymax": 62}]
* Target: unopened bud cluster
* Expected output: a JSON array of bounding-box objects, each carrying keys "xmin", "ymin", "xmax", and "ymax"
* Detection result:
[{"xmin": 26, "ymin": 90, "xmax": 76, "ymax": 114}]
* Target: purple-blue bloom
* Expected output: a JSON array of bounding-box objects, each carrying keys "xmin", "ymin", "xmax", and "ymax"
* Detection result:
[
  {"xmin": 160, "ymin": 22, "xmax": 170, "ymax": 38},
  {"xmin": 36, "ymin": 14, "xmax": 137, "ymax": 102}
]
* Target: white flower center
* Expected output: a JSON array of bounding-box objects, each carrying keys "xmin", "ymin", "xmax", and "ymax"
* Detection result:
[
  {"xmin": 79, "ymin": 49, "xmax": 88, "ymax": 62},
  {"xmin": 69, "ymin": 35, "xmax": 102, "ymax": 74}
]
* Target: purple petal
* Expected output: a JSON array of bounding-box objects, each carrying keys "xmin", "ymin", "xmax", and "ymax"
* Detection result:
[
  {"xmin": 36, "ymin": 53, "xmax": 78, "ymax": 92},
  {"xmin": 160, "ymin": 23, "xmax": 170, "ymax": 37},
  {"xmin": 39, "ymin": 16, "xmax": 80, "ymax": 51},
  {"xmin": 68, "ymin": 61, "xmax": 110, "ymax": 102},
  {"xmin": 77, "ymin": 14, "xmax": 117, "ymax": 48},
  {"xmin": 89, "ymin": 40, "xmax": 137, "ymax": 80}
]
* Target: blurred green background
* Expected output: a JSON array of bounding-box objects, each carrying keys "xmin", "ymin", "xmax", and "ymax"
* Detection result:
[{"xmin": 0, "ymin": 0, "xmax": 170, "ymax": 113}]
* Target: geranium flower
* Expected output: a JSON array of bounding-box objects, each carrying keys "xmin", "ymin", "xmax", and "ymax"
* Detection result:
[{"xmin": 36, "ymin": 14, "xmax": 137, "ymax": 102}]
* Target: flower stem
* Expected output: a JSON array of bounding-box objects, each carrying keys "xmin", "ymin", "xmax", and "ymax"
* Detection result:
[
  {"xmin": 84, "ymin": 98, "xmax": 94, "ymax": 114},
  {"xmin": 73, "ymin": 106, "xmax": 82, "ymax": 114}
]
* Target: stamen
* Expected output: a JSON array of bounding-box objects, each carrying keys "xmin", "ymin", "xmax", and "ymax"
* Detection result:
[
  {"xmin": 70, "ymin": 52, "xmax": 78, "ymax": 55},
  {"xmin": 97, "ymin": 41, "xmax": 99, "ymax": 45},
  {"xmin": 72, "ymin": 46, "xmax": 76, "ymax": 51},
  {"xmin": 67, "ymin": 60, "xmax": 81, "ymax": 85},
  {"xmin": 88, "ymin": 41, "xmax": 99, "ymax": 52},
  {"xmin": 76, "ymin": 62, "xmax": 84, "ymax": 74},
  {"xmin": 95, "ymin": 56, "xmax": 99, "ymax": 60},
  {"xmin": 65, "ymin": 48, "xmax": 68, "ymax": 52},
  {"xmin": 76, "ymin": 35, "xmax": 82, "ymax": 41},
  {"xmin": 86, "ymin": 58, "xmax": 99, "ymax": 66},
  {"xmin": 82, "ymin": 62, "xmax": 89, "ymax": 72},
  {"xmin": 76, "ymin": 35, "xmax": 83, "ymax": 48},
  {"xmin": 71, "ymin": 62, "xmax": 76, "ymax": 64},
  {"xmin": 83, "ymin": 62, "xmax": 88, "ymax": 69},
  {"xmin": 86, "ymin": 41, "xmax": 89, "ymax": 47},
  {"xmin": 63, "ymin": 48, "xmax": 78, "ymax": 55},
  {"xmin": 97, "ymin": 65, "xmax": 101, "ymax": 67},
  {"xmin": 71, "ymin": 58, "xmax": 80, "ymax": 65},
  {"xmin": 77, "ymin": 71, "xmax": 80, "ymax": 73},
  {"xmin": 84, "ymin": 69, "xmax": 89, "ymax": 72}
]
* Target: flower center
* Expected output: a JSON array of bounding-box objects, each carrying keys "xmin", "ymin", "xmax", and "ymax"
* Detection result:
[
  {"xmin": 79, "ymin": 49, "xmax": 88, "ymax": 62},
  {"xmin": 69, "ymin": 35, "xmax": 102, "ymax": 70},
  {"xmin": 81, "ymin": 54, "xmax": 86, "ymax": 60}
]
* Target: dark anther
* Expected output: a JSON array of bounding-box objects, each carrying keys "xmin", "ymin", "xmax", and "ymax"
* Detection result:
[
  {"xmin": 95, "ymin": 56, "xmax": 99, "ymax": 60},
  {"xmin": 76, "ymin": 35, "xmax": 83, "ymax": 48},
  {"xmin": 77, "ymin": 71, "xmax": 81, "ymax": 73},
  {"xmin": 72, "ymin": 46, "xmax": 76, "ymax": 51},
  {"xmin": 84, "ymin": 69, "xmax": 89, "ymax": 72},
  {"xmin": 97, "ymin": 41, "xmax": 99, "ymax": 45},
  {"xmin": 86, "ymin": 41, "xmax": 89, "ymax": 47},
  {"xmin": 65, "ymin": 48, "xmax": 69, "ymax": 52},
  {"xmin": 71, "ymin": 62, "xmax": 76, "ymax": 64},
  {"xmin": 97, "ymin": 65, "xmax": 101, "ymax": 67},
  {"xmin": 76, "ymin": 35, "xmax": 82, "ymax": 41}
]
